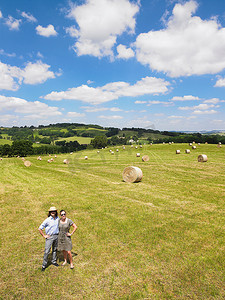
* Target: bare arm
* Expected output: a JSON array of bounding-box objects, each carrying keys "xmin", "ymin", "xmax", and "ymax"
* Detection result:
[
  {"xmin": 67, "ymin": 223, "xmax": 77, "ymax": 236},
  {"xmin": 38, "ymin": 228, "xmax": 50, "ymax": 239}
]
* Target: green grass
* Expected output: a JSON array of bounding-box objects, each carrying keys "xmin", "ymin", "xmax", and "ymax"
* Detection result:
[
  {"xmin": 55, "ymin": 136, "xmax": 92, "ymax": 144},
  {"xmin": 0, "ymin": 143, "xmax": 224, "ymax": 299}
]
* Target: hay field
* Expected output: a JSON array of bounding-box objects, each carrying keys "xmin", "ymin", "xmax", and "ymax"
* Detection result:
[{"xmin": 0, "ymin": 143, "xmax": 224, "ymax": 299}]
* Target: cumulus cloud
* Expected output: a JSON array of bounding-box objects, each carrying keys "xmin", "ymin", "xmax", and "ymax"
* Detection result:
[
  {"xmin": 0, "ymin": 61, "xmax": 58, "ymax": 90},
  {"xmin": 179, "ymin": 103, "xmax": 217, "ymax": 111},
  {"xmin": 171, "ymin": 95, "xmax": 200, "ymax": 101},
  {"xmin": 21, "ymin": 11, "xmax": 37, "ymax": 22},
  {"xmin": 22, "ymin": 61, "xmax": 56, "ymax": 84},
  {"xmin": 0, "ymin": 95, "xmax": 62, "ymax": 117},
  {"xmin": 117, "ymin": 44, "xmax": 135, "ymax": 59},
  {"xmin": 43, "ymin": 76, "xmax": 170, "ymax": 104},
  {"xmin": 5, "ymin": 16, "xmax": 21, "ymax": 30},
  {"xmin": 135, "ymin": 100, "xmax": 147, "ymax": 104},
  {"xmin": 66, "ymin": 0, "xmax": 139, "ymax": 58},
  {"xmin": 67, "ymin": 111, "xmax": 85, "ymax": 117},
  {"xmin": 0, "ymin": 49, "xmax": 16, "ymax": 57},
  {"xmin": 214, "ymin": 77, "xmax": 225, "ymax": 87},
  {"xmin": 135, "ymin": 0, "xmax": 225, "ymax": 77},
  {"xmin": 98, "ymin": 115, "xmax": 123, "ymax": 119},
  {"xmin": 36, "ymin": 24, "xmax": 57, "ymax": 37},
  {"xmin": 193, "ymin": 110, "xmax": 217, "ymax": 115}
]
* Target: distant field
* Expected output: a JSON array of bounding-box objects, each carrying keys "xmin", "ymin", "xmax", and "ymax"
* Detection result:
[
  {"xmin": 0, "ymin": 143, "xmax": 224, "ymax": 299},
  {"xmin": 0, "ymin": 138, "xmax": 12, "ymax": 145},
  {"xmin": 55, "ymin": 136, "xmax": 92, "ymax": 144}
]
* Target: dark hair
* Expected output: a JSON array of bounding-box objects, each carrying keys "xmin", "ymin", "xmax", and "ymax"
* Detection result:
[
  {"xmin": 48, "ymin": 211, "xmax": 58, "ymax": 217},
  {"xmin": 60, "ymin": 210, "xmax": 66, "ymax": 215}
]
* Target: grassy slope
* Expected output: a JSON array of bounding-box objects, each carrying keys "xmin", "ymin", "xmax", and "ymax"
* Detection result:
[{"xmin": 0, "ymin": 144, "xmax": 224, "ymax": 299}]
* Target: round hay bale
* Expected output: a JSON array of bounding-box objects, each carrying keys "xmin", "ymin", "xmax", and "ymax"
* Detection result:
[
  {"xmin": 198, "ymin": 154, "xmax": 208, "ymax": 162},
  {"xmin": 50, "ymin": 158, "xmax": 54, "ymax": 161},
  {"xmin": 55, "ymin": 155, "xmax": 57, "ymax": 158},
  {"xmin": 140, "ymin": 145, "xmax": 143, "ymax": 148},
  {"xmin": 169, "ymin": 142, "xmax": 171, "ymax": 145},
  {"xmin": 136, "ymin": 153, "xmax": 140, "ymax": 157},
  {"xmin": 70, "ymin": 152, "xmax": 73, "ymax": 155},
  {"xmin": 198, "ymin": 143, "xmax": 201, "ymax": 145},
  {"xmin": 84, "ymin": 156, "xmax": 88, "ymax": 160},
  {"xmin": 47, "ymin": 159, "xmax": 51, "ymax": 163},
  {"xmin": 123, "ymin": 146, "xmax": 125, "ymax": 150},
  {"xmin": 131, "ymin": 145, "xmax": 134, "ymax": 148},
  {"xmin": 37, "ymin": 156, "xmax": 42, "ymax": 160},
  {"xmin": 205, "ymin": 142, "xmax": 208, "ymax": 144},
  {"xmin": 217, "ymin": 144, "xmax": 222, "ymax": 148},
  {"xmin": 142, "ymin": 155, "xmax": 149, "ymax": 162},
  {"xmin": 0, "ymin": 158, "xmax": 3, "ymax": 161},
  {"xmin": 135, "ymin": 146, "xmax": 138, "ymax": 149},
  {"xmin": 122, "ymin": 166, "xmax": 143, "ymax": 183},
  {"xmin": 176, "ymin": 150, "xmax": 180, "ymax": 154},
  {"xmin": 185, "ymin": 149, "xmax": 190, "ymax": 154},
  {"xmin": 97, "ymin": 150, "xmax": 100, "ymax": 153},
  {"xmin": 21, "ymin": 157, "xmax": 25, "ymax": 161},
  {"xmin": 218, "ymin": 142, "xmax": 221, "ymax": 145},
  {"xmin": 116, "ymin": 149, "xmax": 119, "ymax": 152},
  {"xmin": 111, "ymin": 151, "xmax": 114, "ymax": 155},
  {"xmin": 189, "ymin": 143, "xmax": 192, "ymax": 146},
  {"xmin": 24, "ymin": 160, "xmax": 32, "ymax": 167},
  {"xmin": 192, "ymin": 146, "xmax": 196, "ymax": 149},
  {"xmin": 63, "ymin": 159, "xmax": 69, "ymax": 164}
]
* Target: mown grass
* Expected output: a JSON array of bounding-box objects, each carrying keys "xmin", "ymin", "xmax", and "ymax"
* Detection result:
[
  {"xmin": 55, "ymin": 136, "xmax": 92, "ymax": 144},
  {"xmin": 0, "ymin": 143, "xmax": 224, "ymax": 299}
]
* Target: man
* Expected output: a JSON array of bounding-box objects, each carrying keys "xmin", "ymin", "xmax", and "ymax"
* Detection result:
[{"xmin": 38, "ymin": 206, "xmax": 59, "ymax": 271}]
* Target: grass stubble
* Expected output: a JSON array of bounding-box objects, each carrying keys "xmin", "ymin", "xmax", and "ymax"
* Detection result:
[{"xmin": 0, "ymin": 143, "xmax": 224, "ymax": 299}]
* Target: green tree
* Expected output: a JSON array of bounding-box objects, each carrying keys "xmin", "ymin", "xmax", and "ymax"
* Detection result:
[
  {"xmin": 91, "ymin": 135, "xmax": 108, "ymax": 148},
  {"xmin": 11, "ymin": 140, "xmax": 33, "ymax": 156}
]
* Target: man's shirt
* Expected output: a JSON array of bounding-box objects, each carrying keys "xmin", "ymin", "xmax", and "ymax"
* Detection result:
[{"xmin": 39, "ymin": 216, "xmax": 59, "ymax": 235}]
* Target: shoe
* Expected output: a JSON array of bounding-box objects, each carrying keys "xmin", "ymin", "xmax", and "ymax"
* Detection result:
[
  {"xmin": 41, "ymin": 267, "xmax": 46, "ymax": 272},
  {"xmin": 70, "ymin": 265, "xmax": 74, "ymax": 269},
  {"xmin": 52, "ymin": 263, "xmax": 59, "ymax": 267}
]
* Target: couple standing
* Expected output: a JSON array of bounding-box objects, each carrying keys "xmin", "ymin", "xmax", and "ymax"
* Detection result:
[{"xmin": 38, "ymin": 207, "xmax": 77, "ymax": 271}]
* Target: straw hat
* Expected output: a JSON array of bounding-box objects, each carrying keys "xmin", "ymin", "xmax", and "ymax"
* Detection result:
[{"xmin": 49, "ymin": 206, "xmax": 57, "ymax": 212}]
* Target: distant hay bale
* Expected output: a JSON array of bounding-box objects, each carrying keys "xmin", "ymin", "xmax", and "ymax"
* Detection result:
[
  {"xmin": 136, "ymin": 153, "xmax": 140, "ymax": 157},
  {"xmin": 70, "ymin": 152, "xmax": 73, "ymax": 155},
  {"xmin": 50, "ymin": 158, "xmax": 54, "ymax": 161},
  {"xmin": 47, "ymin": 159, "xmax": 51, "ymax": 163},
  {"xmin": 21, "ymin": 157, "xmax": 25, "ymax": 161},
  {"xmin": 97, "ymin": 150, "xmax": 100, "ymax": 153},
  {"xmin": 63, "ymin": 159, "xmax": 69, "ymax": 164},
  {"xmin": 192, "ymin": 146, "xmax": 196, "ymax": 149},
  {"xmin": 142, "ymin": 155, "xmax": 149, "ymax": 162},
  {"xmin": 217, "ymin": 144, "xmax": 222, "ymax": 148},
  {"xmin": 218, "ymin": 142, "xmax": 222, "ymax": 145},
  {"xmin": 109, "ymin": 149, "xmax": 112, "ymax": 152},
  {"xmin": 169, "ymin": 142, "xmax": 171, "ymax": 145},
  {"xmin": 198, "ymin": 143, "xmax": 201, "ymax": 145},
  {"xmin": 150, "ymin": 143, "xmax": 153, "ymax": 146},
  {"xmin": 123, "ymin": 146, "xmax": 125, "ymax": 150},
  {"xmin": 24, "ymin": 160, "xmax": 32, "ymax": 167},
  {"xmin": 116, "ymin": 149, "xmax": 119, "ymax": 152},
  {"xmin": 176, "ymin": 150, "xmax": 180, "ymax": 154},
  {"xmin": 189, "ymin": 143, "xmax": 192, "ymax": 146},
  {"xmin": 140, "ymin": 145, "xmax": 143, "ymax": 148},
  {"xmin": 163, "ymin": 142, "xmax": 165, "ymax": 144},
  {"xmin": 111, "ymin": 151, "xmax": 114, "ymax": 155},
  {"xmin": 193, "ymin": 141, "xmax": 195, "ymax": 144},
  {"xmin": 37, "ymin": 156, "xmax": 42, "ymax": 160},
  {"xmin": 55, "ymin": 155, "xmax": 57, "ymax": 158},
  {"xmin": 185, "ymin": 149, "xmax": 190, "ymax": 154},
  {"xmin": 84, "ymin": 156, "xmax": 88, "ymax": 160},
  {"xmin": 135, "ymin": 146, "xmax": 138, "ymax": 149},
  {"xmin": 17, "ymin": 156, "xmax": 20, "ymax": 158},
  {"xmin": 0, "ymin": 158, "xmax": 3, "ymax": 161},
  {"xmin": 205, "ymin": 142, "xmax": 208, "ymax": 144},
  {"xmin": 198, "ymin": 154, "xmax": 208, "ymax": 162},
  {"xmin": 131, "ymin": 145, "xmax": 134, "ymax": 148},
  {"xmin": 122, "ymin": 166, "xmax": 143, "ymax": 183}
]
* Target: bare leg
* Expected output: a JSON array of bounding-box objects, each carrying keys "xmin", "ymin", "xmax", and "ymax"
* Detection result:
[
  {"xmin": 67, "ymin": 251, "xmax": 74, "ymax": 268},
  {"xmin": 62, "ymin": 250, "xmax": 67, "ymax": 265}
]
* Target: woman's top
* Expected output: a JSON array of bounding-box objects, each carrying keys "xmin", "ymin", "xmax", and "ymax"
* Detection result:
[{"xmin": 57, "ymin": 218, "xmax": 74, "ymax": 251}]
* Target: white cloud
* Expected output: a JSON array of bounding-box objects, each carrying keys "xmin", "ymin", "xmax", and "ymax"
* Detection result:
[
  {"xmin": 0, "ymin": 11, "xmax": 3, "ymax": 18},
  {"xmin": 0, "ymin": 61, "xmax": 58, "ymax": 90},
  {"xmin": 0, "ymin": 61, "xmax": 22, "ymax": 91},
  {"xmin": 171, "ymin": 95, "xmax": 200, "ymax": 101},
  {"xmin": 21, "ymin": 11, "xmax": 37, "ymax": 23},
  {"xmin": 5, "ymin": 16, "xmax": 21, "ymax": 31},
  {"xmin": 0, "ymin": 95, "xmax": 62, "ymax": 117},
  {"xmin": 43, "ymin": 76, "xmax": 170, "ymax": 104},
  {"xmin": 135, "ymin": 0, "xmax": 225, "ymax": 77},
  {"xmin": 67, "ymin": 111, "xmax": 85, "ymax": 117},
  {"xmin": 179, "ymin": 103, "xmax": 217, "ymax": 111},
  {"xmin": 203, "ymin": 98, "xmax": 220, "ymax": 104},
  {"xmin": 22, "ymin": 61, "xmax": 56, "ymax": 85},
  {"xmin": 98, "ymin": 115, "xmax": 123, "ymax": 119},
  {"xmin": 193, "ymin": 110, "xmax": 217, "ymax": 115},
  {"xmin": 135, "ymin": 100, "xmax": 147, "ymax": 104},
  {"xmin": 67, "ymin": 0, "xmax": 139, "ymax": 58},
  {"xmin": 0, "ymin": 49, "xmax": 16, "ymax": 57},
  {"xmin": 214, "ymin": 77, "xmax": 225, "ymax": 87},
  {"xmin": 117, "ymin": 44, "xmax": 134, "ymax": 59},
  {"xmin": 36, "ymin": 24, "xmax": 57, "ymax": 37}
]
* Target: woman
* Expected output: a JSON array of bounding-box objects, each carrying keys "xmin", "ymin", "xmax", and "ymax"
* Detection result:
[{"xmin": 58, "ymin": 210, "xmax": 77, "ymax": 269}]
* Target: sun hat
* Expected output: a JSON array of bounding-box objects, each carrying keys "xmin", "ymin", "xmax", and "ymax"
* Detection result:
[{"xmin": 49, "ymin": 206, "xmax": 57, "ymax": 212}]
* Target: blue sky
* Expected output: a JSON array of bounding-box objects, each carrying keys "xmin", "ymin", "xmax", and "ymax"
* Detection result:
[{"xmin": 1, "ymin": 0, "xmax": 225, "ymax": 131}]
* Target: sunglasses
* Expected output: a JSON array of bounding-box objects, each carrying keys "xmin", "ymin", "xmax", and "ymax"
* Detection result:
[{"xmin": 61, "ymin": 213, "xmax": 66, "ymax": 216}]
